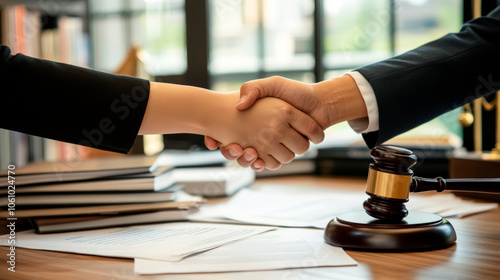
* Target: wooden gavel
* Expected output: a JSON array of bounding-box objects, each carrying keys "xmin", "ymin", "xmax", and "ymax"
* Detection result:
[{"xmin": 364, "ymin": 145, "xmax": 500, "ymax": 221}]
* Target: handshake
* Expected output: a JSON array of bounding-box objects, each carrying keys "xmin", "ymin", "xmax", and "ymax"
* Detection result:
[{"xmin": 202, "ymin": 75, "xmax": 367, "ymax": 172}]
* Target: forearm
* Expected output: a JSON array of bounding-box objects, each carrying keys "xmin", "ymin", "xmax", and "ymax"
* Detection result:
[
  {"xmin": 139, "ymin": 82, "xmax": 237, "ymax": 138},
  {"xmin": 312, "ymin": 74, "xmax": 368, "ymax": 128}
]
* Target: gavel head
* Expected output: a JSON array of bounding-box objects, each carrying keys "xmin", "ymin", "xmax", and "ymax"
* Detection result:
[{"xmin": 363, "ymin": 145, "xmax": 417, "ymax": 221}]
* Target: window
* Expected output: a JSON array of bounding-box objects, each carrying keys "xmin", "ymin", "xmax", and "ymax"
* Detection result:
[
  {"xmin": 323, "ymin": 0, "xmax": 391, "ymax": 74},
  {"xmin": 90, "ymin": 0, "xmax": 186, "ymax": 75},
  {"xmin": 208, "ymin": 0, "xmax": 463, "ymax": 146},
  {"xmin": 393, "ymin": 0, "xmax": 463, "ymax": 146},
  {"xmin": 89, "ymin": 0, "xmax": 464, "ymax": 149},
  {"xmin": 209, "ymin": 0, "xmax": 316, "ymax": 92}
]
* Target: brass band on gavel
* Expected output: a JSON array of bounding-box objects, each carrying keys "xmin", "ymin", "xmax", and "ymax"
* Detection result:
[{"xmin": 365, "ymin": 168, "xmax": 412, "ymax": 200}]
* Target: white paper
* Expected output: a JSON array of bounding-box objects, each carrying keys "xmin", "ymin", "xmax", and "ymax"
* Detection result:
[
  {"xmin": 190, "ymin": 186, "xmax": 365, "ymax": 228},
  {"xmin": 0, "ymin": 222, "xmax": 275, "ymax": 261},
  {"xmin": 154, "ymin": 150, "xmax": 228, "ymax": 168},
  {"xmin": 407, "ymin": 193, "xmax": 498, "ymax": 218},
  {"xmin": 189, "ymin": 186, "xmax": 368, "ymax": 228},
  {"xmin": 134, "ymin": 228, "xmax": 357, "ymax": 274},
  {"xmin": 189, "ymin": 184, "xmax": 498, "ymax": 228}
]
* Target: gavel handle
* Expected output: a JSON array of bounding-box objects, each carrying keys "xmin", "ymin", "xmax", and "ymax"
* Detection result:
[{"xmin": 411, "ymin": 177, "xmax": 500, "ymax": 193}]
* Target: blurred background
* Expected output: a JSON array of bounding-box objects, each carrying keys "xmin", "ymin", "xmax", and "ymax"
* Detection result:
[{"xmin": 1, "ymin": 0, "xmax": 498, "ymax": 176}]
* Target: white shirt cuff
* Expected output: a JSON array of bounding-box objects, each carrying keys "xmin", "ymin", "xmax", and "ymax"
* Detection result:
[{"xmin": 345, "ymin": 71, "xmax": 379, "ymax": 134}]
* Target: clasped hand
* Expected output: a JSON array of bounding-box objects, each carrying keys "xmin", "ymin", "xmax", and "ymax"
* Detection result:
[
  {"xmin": 205, "ymin": 75, "xmax": 366, "ymax": 171},
  {"xmin": 205, "ymin": 76, "xmax": 333, "ymax": 171},
  {"xmin": 204, "ymin": 92, "xmax": 324, "ymax": 170}
]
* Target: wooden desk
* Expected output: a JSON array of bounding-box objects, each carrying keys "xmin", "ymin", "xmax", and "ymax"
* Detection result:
[{"xmin": 1, "ymin": 175, "xmax": 500, "ymax": 280}]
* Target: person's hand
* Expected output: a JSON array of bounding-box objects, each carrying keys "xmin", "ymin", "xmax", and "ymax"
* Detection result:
[
  {"xmin": 206, "ymin": 75, "xmax": 367, "ymax": 170},
  {"xmin": 204, "ymin": 76, "xmax": 331, "ymax": 170},
  {"xmin": 237, "ymin": 76, "xmax": 336, "ymax": 129},
  {"xmin": 204, "ymin": 138, "xmax": 266, "ymax": 172},
  {"xmin": 206, "ymin": 94, "xmax": 325, "ymax": 170}
]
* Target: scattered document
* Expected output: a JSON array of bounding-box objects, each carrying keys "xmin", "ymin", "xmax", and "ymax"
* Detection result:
[
  {"xmin": 134, "ymin": 228, "xmax": 357, "ymax": 274},
  {"xmin": 189, "ymin": 184, "xmax": 498, "ymax": 228},
  {"xmin": 406, "ymin": 193, "xmax": 498, "ymax": 218},
  {"xmin": 189, "ymin": 186, "xmax": 364, "ymax": 228},
  {"xmin": 0, "ymin": 222, "xmax": 275, "ymax": 261}
]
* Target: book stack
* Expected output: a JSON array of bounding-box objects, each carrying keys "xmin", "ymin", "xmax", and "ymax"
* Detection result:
[
  {"xmin": 0, "ymin": 151, "xmax": 256, "ymax": 233},
  {"xmin": 0, "ymin": 155, "xmax": 203, "ymax": 233}
]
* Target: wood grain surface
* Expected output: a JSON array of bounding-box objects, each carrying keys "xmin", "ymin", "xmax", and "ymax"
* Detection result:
[{"xmin": 1, "ymin": 175, "xmax": 499, "ymax": 280}]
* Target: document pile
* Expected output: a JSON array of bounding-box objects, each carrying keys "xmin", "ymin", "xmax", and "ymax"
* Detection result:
[{"xmin": 154, "ymin": 150, "xmax": 256, "ymax": 197}]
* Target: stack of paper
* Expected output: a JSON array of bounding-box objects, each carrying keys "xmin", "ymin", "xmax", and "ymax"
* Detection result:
[{"xmin": 155, "ymin": 150, "xmax": 256, "ymax": 197}]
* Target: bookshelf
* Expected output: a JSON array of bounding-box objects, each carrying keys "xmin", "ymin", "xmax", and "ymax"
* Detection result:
[{"xmin": 0, "ymin": 0, "xmax": 90, "ymax": 167}]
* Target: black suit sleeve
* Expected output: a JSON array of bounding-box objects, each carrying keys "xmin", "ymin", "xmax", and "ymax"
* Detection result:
[
  {"xmin": 0, "ymin": 45, "xmax": 150, "ymax": 154},
  {"xmin": 357, "ymin": 6, "xmax": 500, "ymax": 148}
]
